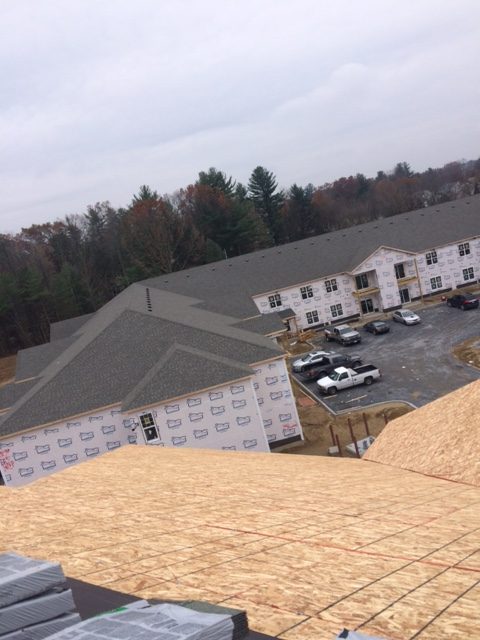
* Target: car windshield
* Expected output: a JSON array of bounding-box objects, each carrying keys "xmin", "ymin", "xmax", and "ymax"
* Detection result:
[
  {"xmin": 338, "ymin": 328, "xmax": 350, "ymax": 334},
  {"xmin": 328, "ymin": 371, "xmax": 341, "ymax": 381},
  {"xmin": 301, "ymin": 354, "xmax": 312, "ymax": 362},
  {"xmin": 403, "ymin": 311, "xmax": 414, "ymax": 317}
]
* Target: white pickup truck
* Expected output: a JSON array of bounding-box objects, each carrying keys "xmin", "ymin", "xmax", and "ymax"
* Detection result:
[{"xmin": 317, "ymin": 364, "xmax": 381, "ymax": 395}]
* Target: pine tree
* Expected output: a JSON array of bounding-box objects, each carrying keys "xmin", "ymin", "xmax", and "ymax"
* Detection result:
[{"xmin": 247, "ymin": 166, "xmax": 283, "ymax": 243}]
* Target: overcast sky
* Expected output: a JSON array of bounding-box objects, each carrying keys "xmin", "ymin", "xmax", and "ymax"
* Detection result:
[{"xmin": 1, "ymin": 1, "xmax": 479, "ymax": 232}]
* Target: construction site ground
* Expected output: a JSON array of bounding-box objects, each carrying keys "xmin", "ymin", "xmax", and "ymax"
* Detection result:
[
  {"xmin": 0, "ymin": 355, "xmax": 16, "ymax": 386},
  {"xmin": 288, "ymin": 379, "xmax": 412, "ymax": 457}
]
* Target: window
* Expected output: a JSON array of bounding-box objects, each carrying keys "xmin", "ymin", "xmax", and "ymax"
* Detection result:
[
  {"xmin": 394, "ymin": 263, "xmax": 405, "ymax": 279},
  {"xmin": 426, "ymin": 251, "xmax": 438, "ymax": 265},
  {"xmin": 355, "ymin": 273, "xmax": 369, "ymax": 290},
  {"xmin": 361, "ymin": 298, "xmax": 374, "ymax": 314},
  {"xmin": 140, "ymin": 413, "xmax": 159, "ymax": 442},
  {"xmin": 458, "ymin": 242, "xmax": 470, "ymax": 256},
  {"xmin": 330, "ymin": 303, "xmax": 343, "ymax": 318},
  {"xmin": 268, "ymin": 293, "xmax": 282, "ymax": 308},
  {"xmin": 306, "ymin": 310, "xmax": 319, "ymax": 325},
  {"xmin": 463, "ymin": 267, "xmax": 474, "ymax": 281},
  {"xmin": 300, "ymin": 285, "xmax": 313, "ymax": 299},
  {"xmin": 399, "ymin": 288, "xmax": 410, "ymax": 304},
  {"xmin": 325, "ymin": 279, "xmax": 337, "ymax": 292},
  {"xmin": 430, "ymin": 276, "xmax": 442, "ymax": 290}
]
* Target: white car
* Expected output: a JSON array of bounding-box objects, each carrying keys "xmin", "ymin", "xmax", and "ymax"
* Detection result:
[
  {"xmin": 292, "ymin": 350, "xmax": 331, "ymax": 372},
  {"xmin": 392, "ymin": 309, "xmax": 421, "ymax": 325}
]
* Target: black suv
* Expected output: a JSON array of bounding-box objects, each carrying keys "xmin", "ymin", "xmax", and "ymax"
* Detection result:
[
  {"xmin": 297, "ymin": 353, "xmax": 362, "ymax": 382},
  {"xmin": 446, "ymin": 293, "xmax": 479, "ymax": 310}
]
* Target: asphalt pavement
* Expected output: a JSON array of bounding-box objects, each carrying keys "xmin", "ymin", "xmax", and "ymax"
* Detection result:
[{"xmin": 291, "ymin": 303, "xmax": 480, "ymax": 414}]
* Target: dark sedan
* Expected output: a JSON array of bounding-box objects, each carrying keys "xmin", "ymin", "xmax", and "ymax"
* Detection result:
[
  {"xmin": 446, "ymin": 293, "xmax": 479, "ymax": 310},
  {"xmin": 363, "ymin": 320, "xmax": 390, "ymax": 335}
]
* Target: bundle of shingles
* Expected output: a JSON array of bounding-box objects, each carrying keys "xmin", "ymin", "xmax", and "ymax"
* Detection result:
[
  {"xmin": 0, "ymin": 554, "xmax": 80, "ymax": 640},
  {"xmin": 41, "ymin": 600, "xmax": 240, "ymax": 640}
]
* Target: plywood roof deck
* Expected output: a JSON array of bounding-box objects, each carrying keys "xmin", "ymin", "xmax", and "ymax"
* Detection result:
[
  {"xmin": 2, "ymin": 446, "xmax": 479, "ymax": 639},
  {"xmin": 364, "ymin": 379, "xmax": 480, "ymax": 486}
]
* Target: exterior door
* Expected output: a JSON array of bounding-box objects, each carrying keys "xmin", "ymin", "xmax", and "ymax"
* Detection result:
[
  {"xmin": 361, "ymin": 298, "xmax": 374, "ymax": 314},
  {"xmin": 399, "ymin": 288, "xmax": 410, "ymax": 304}
]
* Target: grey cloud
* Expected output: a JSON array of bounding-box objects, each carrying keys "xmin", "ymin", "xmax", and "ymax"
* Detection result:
[{"xmin": 0, "ymin": 0, "xmax": 479, "ymax": 231}]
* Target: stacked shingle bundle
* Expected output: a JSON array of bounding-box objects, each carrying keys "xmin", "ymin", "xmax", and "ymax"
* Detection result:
[
  {"xmin": 176, "ymin": 601, "xmax": 248, "ymax": 640},
  {"xmin": 42, "ymin": 602, "xmax": 236, "ymax": 640},
  {"xmin": 0, "ymin": 554, "xmax": 80, "ymax": 640}
]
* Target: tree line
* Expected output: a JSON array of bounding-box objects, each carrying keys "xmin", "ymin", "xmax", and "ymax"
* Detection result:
[{"xmin": 1, "ymin": 158, "xmax": 479, "ymax": 356}]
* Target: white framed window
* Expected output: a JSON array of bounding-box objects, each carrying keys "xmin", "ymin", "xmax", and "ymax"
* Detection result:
[
  {"xmin": 330, "ymin": 303, "xmax": 343, "ymax": 318},
  {"xmin": 139, "ymin": 412, "xmax": 159, "ymax": 442},
  {"xmin": 300, "ymin": 285, "xmax": 313, "ymax": 300},
  {"xmin": 325, "ymin": 279, "xmax": 338, "ymax": 293},
  {"xmin": 458, "ymin": 242, "xmax": 470, "ymax": 257},
  {"xmin": 463, "ymin": 267, "xmax": 474, "ymax": 281},
  {"xmin": 430, "ymin": 276, "xmax": 442, "ymax": 290},
  {"xmin": 268, "ymin": 293, "xmax": 282, "ymax": 308},
  {"xmin": 306, "ymin": 310, "xmax": 319, "ymax": 325},
  {"xmin": 426, "ymin": 251, "xmax": 438, "ymax": 265},
  {"xmin": 355, "ymin": 273, "xmax": 369, "ymax": 290}
]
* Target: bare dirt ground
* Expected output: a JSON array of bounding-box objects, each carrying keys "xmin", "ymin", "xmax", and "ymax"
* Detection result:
[
  {"xmin": 453, "ymin": 336, "xmax": 480, "ymax": 369},
  {"xmin": 285, "ymin": 378, "xmax": 413, "ymax": 458},
  {"xmin": 0, "ymin": 355, "xmax": 16, "ymax": 387}
]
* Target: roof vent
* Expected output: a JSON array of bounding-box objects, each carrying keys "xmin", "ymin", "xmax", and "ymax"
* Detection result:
[
  {"xmin": 228, "ymin": 263, "xmax": 233, "ymax": 267},
  {"xmin": 342, "ymin": 234, "xmax": 346, "ymax": 237},
  {"xmin": 145, "ymin": 287, "xmax": 153, "ymax": 313},
  {"xmin": 164, "ymin": 280, "xmax": 169, "ymax": 284},
  {"xmin": 294, "ymin": 247, "xmax": 298, "ymax": 250},
  {"xmin": 373, "ymin": 226, "xmax": 378, "ymax": 229},
  {"xmin": 186, "ymin": 275, "xmax": 190, "ymax": 278},
  {"xmin": 466, "ymin": 201, "xmax": 470, "ymax": 204},
  {"xmin": 389, "ymin": 222, "xmax": 394, "ymax": 225},
  {"xmin": 358, "ymin": 230, "xmax": 362, "ymax": 233},
  {"xmin": 211, "ymin": 268, "xmax": 216, "ymax": 271}
]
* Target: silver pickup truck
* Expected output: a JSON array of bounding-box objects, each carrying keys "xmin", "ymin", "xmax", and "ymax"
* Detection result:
[
  {"xmin": 317, "ymin": 364, "xmax": 381, "ymax": 395},
  {"xmin": 324, "ymin": 324, "xmax": 361, "ymax": 345}
]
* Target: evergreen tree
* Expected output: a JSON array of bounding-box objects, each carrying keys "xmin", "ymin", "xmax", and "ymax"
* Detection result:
[
  {"xmin": 197, "ymin": 168, "xmax": 236, "ymax": 196},
  {"xmin": 247, "ymin": 166, "xmax": 283, "ymax": 243}
]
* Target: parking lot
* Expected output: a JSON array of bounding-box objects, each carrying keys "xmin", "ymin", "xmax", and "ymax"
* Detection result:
[{"xmin": 291, "ymin": 303, "xmax": 480, "ymax": 413}]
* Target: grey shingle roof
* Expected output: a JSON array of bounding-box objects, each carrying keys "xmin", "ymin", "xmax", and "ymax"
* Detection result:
[
  {"xmin": 49, "ymin": 314, "xmax": 94, "ymax": 341},
  {"xmin": 15, "ymin": 337, "xmax": 76, "ymax": 381},
  {"xmin": 143, "ymin": 194, "xmax": 480, "ymax": 317},
  {"xmin": 1, "ymin": 286, "xmax": 280, "ymax": 436},
  {"xmin": 233, "ymin": 313, "xmax": 285, "ymax": 335},
  {"xmin": 122, "ymin": 344, "xmax": 253, "ymax": 412},
  {"xmin": 0, "ymin": 380, "xmax": 38, "ymax": 412}
]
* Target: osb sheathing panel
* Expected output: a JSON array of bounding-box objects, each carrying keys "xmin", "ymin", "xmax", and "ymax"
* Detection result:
[
  {"xmin": 2, "ymin": 446, "xmax": 480, "ymax": 640},
  {"xmin": 364, "ymin": 378, "xmax": 480, "ymax": 486}
]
